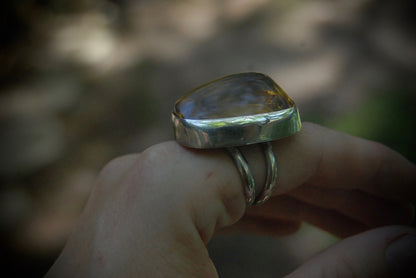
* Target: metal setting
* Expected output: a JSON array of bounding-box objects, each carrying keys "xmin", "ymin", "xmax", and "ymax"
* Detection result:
[
  {"xmin": 171, "ymin": 72, "xmax": 301, "ymax": 206},
  {"xmin": 172, "ymin": 106, "xmax": 301, "ymax": 149}
]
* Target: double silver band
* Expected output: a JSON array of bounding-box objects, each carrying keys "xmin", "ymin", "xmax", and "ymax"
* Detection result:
[{"xmin": 228, "ymin": 142, "xmax": 277, "ymax": 206}]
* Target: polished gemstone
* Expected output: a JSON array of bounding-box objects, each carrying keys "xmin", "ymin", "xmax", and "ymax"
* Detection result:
[{"xmin": 174, "ymin": 72, "xmax": 294, "ymax": 120}]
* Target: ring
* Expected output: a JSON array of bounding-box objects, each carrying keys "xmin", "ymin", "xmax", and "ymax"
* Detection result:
[{"xmin": 172, "ymin": 72, "xmax": 301, "ymax": 206}]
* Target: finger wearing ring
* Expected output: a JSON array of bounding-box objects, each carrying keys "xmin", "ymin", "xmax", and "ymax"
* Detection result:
[{"xmin": 172, "ymin": 72, "xmax": 301, "ymax": 206}]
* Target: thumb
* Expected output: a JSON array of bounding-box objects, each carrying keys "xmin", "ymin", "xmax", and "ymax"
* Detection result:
[{"xmin": 286, "ymin": 226, "xmax": 416, "ymax": 278}]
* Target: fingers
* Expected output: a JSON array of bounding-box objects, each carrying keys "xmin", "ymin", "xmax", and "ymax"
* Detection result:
[
  {"xmin": 48, "ymin": 143, "xmax": 229, "ymax": 277},
  {"xmin": 75, "ymin": 123, "xmax": 416, "ymax": 245},
  {"xmin": 127, "ymin": 142, "xmax": 248, "ymax": 243},
  {"xmin": 288, "ymin": 185, "xmax": 415, "ymax": 228},
  {"xmin": 46, "ymin": 122, "xmax": 416, "ymax": 277},
  {"xmin": 247, "ymin": 195, "xmax": 368, "ymax": 238},
  {"xmin": 247, "ymin": 188, "xmax": 414, "ymax": 238},
  {"xmin": 106, "ymin": 123, "xmax": 415, "ymax": 242},
  {"xmin": 125, "ymin": 123, "xmax": 415, "ymax": 241},
  {"xmin": 272, "ymin": 123, "xmax": 416, "ymax": 200},
  {"xmin": 285, "ymin": 226, "xmax": 416, "ymax": 278},
  {"xmin": 218, "ymin": 215, "xmax": 301, "ymax": 237},
  {"xmin": 95, "ymin": 154, "xmax": 140, "ymax": 190}
]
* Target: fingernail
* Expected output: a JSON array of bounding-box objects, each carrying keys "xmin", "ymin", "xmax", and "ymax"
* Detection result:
[{"xmin": 385, "ymin": 233, "xmax": 416, "ymax": 277}]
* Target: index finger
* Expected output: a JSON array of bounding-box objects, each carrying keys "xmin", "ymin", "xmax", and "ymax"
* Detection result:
[{"xmin": 272, "ymin": 122, "xmax": 416, "ymax": 200}]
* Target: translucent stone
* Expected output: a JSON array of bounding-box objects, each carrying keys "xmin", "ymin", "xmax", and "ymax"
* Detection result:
[{"xmin": 174, "ymin": 72, "xmax": 294, "ymax": 120}]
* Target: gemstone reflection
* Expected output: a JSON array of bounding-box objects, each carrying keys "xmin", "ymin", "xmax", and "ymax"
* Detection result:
[{"xmin": 174, "ymin": 72, "xmax": 294, "ymax": 120}]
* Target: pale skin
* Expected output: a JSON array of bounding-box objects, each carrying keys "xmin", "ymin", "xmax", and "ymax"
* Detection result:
[{"xmin": 46, "ymin": 123, "xmax": 416, "ymax": 277}]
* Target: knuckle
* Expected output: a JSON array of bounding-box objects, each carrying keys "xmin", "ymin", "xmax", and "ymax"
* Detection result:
[
  {"xmin": 141, "ymin": 141, "xmax": 180, "ymax": 168},
  {"xmin": 95, "ymin": 154, "xmax": 141, "ymax": 192}
]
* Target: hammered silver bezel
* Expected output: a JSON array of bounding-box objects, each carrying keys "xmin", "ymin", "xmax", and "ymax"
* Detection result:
[{"xmin": 172, "ymin": 105, "xmax": 301, "ymax": 149}]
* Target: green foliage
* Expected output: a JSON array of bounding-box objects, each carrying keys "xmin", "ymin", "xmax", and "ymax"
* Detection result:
[{"xmin": 327, "ymin": 91, "xmax": 416, "ymax": 162}]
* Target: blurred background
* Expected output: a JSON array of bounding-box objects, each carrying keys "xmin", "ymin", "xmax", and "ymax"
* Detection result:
[{"xmin": 0, "ymin": 0, "xmax": 415, "ymax": 277}]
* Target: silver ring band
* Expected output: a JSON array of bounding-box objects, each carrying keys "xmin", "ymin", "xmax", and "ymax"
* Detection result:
[
  {"xmin": 257, "ymin": 142, "xmax": 278, "ymax": 205},
  {"xmin": 228, "ymin": 142, "xmax": 277, "ymax": 206},
  {"xmin": 227, "ymin": 146, "xmax": 256, "ymax": 205}
]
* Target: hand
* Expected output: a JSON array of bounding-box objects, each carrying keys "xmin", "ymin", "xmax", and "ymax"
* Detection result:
[{"xmin": 46, "ymin": 123, "xmax": 416, "ymax": 277}]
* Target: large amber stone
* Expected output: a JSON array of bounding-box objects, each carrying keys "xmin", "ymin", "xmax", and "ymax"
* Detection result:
[{"xmin": 174, "ymin": 72, "xmax": 294, "ymax": 119}]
